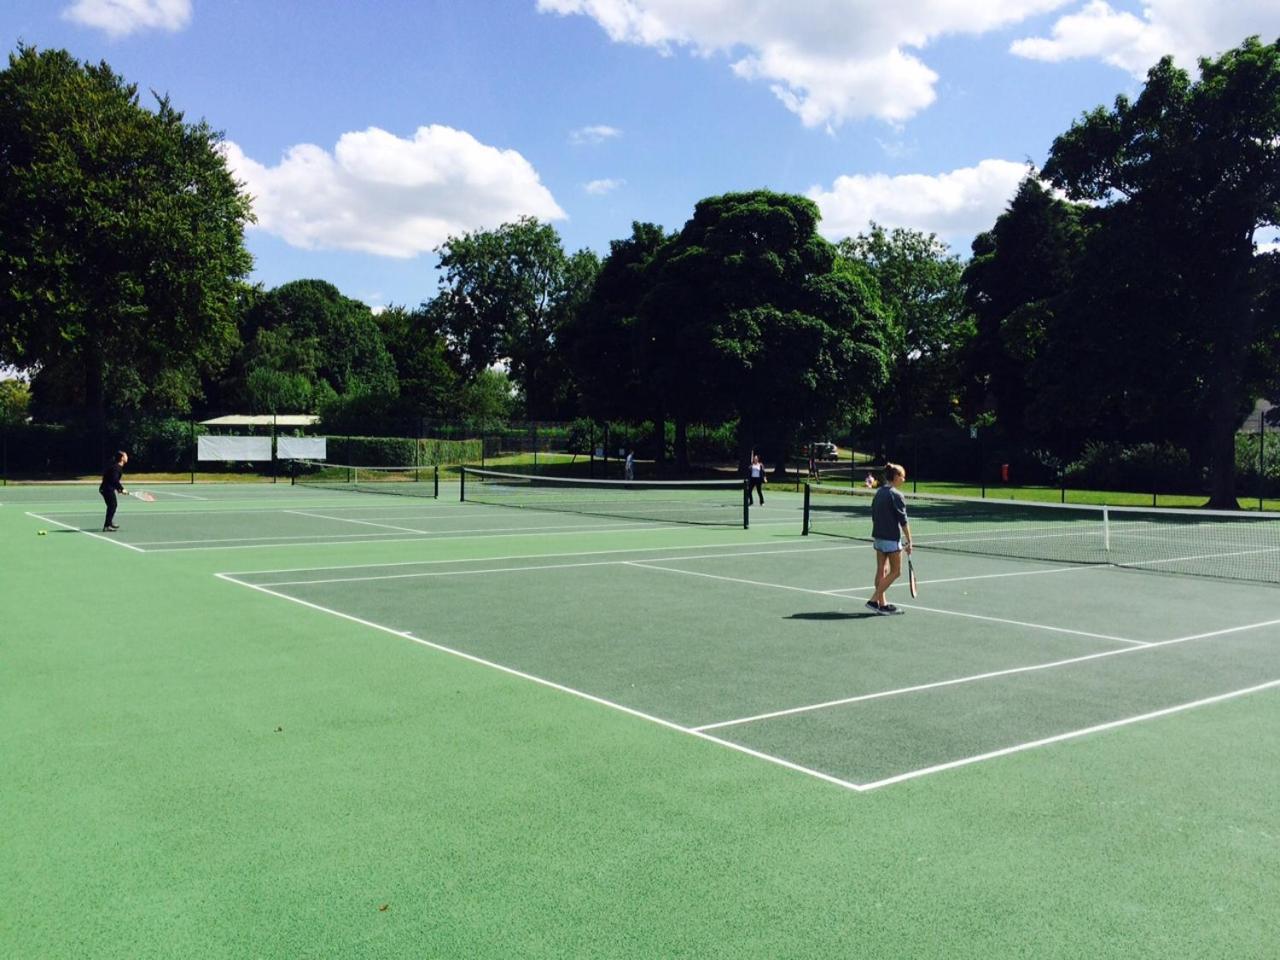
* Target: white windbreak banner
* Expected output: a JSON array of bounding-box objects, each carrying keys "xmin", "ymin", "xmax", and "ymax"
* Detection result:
[
  {"xmin": 197, "ymin": 435, "xmax": 272, "ymax": 461},
  {"xmin": 277, "ymin": 436, "xmax": 327, "ymax": 460}
]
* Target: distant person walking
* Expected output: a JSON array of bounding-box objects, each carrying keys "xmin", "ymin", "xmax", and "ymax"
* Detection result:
[
  {"xmin": 748, "ymin": 453, "xmax": 767, "ymax": 505},
  {"xmin": 624, "ymin": 449, "xmax": 635, "ymax": 481},
  {"xmin": 99, "ymin": 450, "xmax": 129, "ymax": 532},
  {"xmin": 867, "ymin": 462, "xmax": 912, "ymax": 615}
]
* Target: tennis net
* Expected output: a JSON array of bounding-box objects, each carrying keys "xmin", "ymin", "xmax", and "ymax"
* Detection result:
[
  {"xmin": 802, "ymin": 483, "xmax": 1280, "ymax": 584},
  {"xmin": 291, "ymin": 461, "xmax": 439, "ymax": 498},
  {"xmin": 461, "ymin": 467, "xmax": 749, "ymax": 528}
]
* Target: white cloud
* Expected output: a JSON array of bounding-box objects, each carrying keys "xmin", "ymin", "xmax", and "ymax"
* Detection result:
[
  {"xmin": 61, "ymin": 0, "xmax": 192, "ymax": 38},
  {"xmin": 808, "ymin": 159, "xmax": 1030, "ymax": 247},
  {"xmin": 1011, "ymin": 0, "xmax": 1280, "ymax": 77},
  {"xmin": 537, "ymin": 0, "xmax": 1073, "ymax": 127},
  {"xmin": 222, "ymin": 125, "xmax": 566, "ymax": 259},
  {"xmin": 570, "ymin": 124, "xmax": 623, "ymax": 145},
  {"xmin": 584, "ymin": 178, "xmax": 625, "ymax": 194}
]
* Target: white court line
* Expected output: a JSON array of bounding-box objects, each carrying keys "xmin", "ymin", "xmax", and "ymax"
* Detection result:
[
  {"xmin": 254, "ymin": 543, "xmax": 873, "ymax": 587},
  {"xmin": 221, "ymin": 539, "xmax": 859, "ymax": 577},
  {"xmin": 139, "ymin": 518, "xmax": 795, "ymax": 552},
  {"xmin": 858, "ymin": 677, "xmax": 1280, "ymax": 791},
  {"xmin": 625, "ymin": 562, "xmax": 1144, "ymax": 646},
  {"xmin": 25, "ymin": 511, "xmax": 147, "ymax": 553},
  {"xmin": 694, "ymin": 615, "xmax": 1280, "ymax": 731},
  {"xmin": 215, "ymin": 573, "xmax": 868, "ymax": 794},
  {"xmin": 284, "ymin": 509, "xmax": 433, "ymax": 535},
  {"xmin": 152, "ymin": 490, "xmax": 208, "ymax": 500},
  {"xmin": 825, "ymin": 564, "xmax": 1096, "ymax": 592}
]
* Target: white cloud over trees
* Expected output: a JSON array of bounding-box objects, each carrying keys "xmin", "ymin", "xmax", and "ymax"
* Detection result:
[{"xmin": 222, "ymin": 125, "xmax": 566, "ymax": 259}]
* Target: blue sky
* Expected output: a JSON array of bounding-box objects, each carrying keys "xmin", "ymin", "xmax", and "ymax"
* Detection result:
[{"xmin": 4, "ymin": 0, "xmax": 1279, "ymax": 312}]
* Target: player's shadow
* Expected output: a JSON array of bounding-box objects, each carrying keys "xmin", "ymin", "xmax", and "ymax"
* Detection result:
[{"xmin": 786, "ymin": 611, "xmax": 878, "ymax": 621}]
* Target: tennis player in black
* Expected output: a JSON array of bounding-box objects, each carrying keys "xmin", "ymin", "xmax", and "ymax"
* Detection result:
[{"xmin": 99, "ymin": 450, "xmax": 129, "ymax": 532}]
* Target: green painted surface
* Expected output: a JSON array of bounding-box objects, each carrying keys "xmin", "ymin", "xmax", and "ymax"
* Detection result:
[{"xmin": 3, "ymin": 483, "xmax": 1279, "ymax": 958}]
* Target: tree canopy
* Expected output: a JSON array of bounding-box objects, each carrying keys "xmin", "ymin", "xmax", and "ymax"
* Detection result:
[
  {"xmin": 0, "ymin": 45, "xmax": 253, "ymax": 421},
  {"xmin": 1042, "ymin": 36, "xmax": 1280, "ymax": 506}
]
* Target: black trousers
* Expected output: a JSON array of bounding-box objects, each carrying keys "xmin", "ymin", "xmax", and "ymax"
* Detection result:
[
  {"xmin": 101, "ymin": 489, "xmax": 118, "ymax": 527},
  {"xmin": 748, "ymin": 476, "xmax": 764, "ymax": 504}
]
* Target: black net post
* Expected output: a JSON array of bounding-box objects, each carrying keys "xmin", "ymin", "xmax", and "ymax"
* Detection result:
[
  {"xmin": 1260, "ymin": 410, "xmax": 1267, "ymax": 511},
  {"xmin": 802, "ymin": 482, "xmax": 811, "ymax": 535},
  {"xmin": 742, "ymin": 478, "xmax": 750, "ymax": 530},
  {"xmin": 459, "ymin": 465, "xmax": 467, "ymax": 501}
]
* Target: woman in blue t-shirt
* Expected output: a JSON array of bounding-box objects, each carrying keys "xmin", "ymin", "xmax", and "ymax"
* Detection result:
[{"xmin": 867, "ymin": 463, "xmax": 912, "ymax": 615}]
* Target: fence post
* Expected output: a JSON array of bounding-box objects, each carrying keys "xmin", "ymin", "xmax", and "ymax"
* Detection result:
[{"xmin": 1260, "ymin": 410, "xmax": 1266, "ymax": 511}]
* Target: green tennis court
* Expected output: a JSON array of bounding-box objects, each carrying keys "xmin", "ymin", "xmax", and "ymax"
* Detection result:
[{"xmin": 5, "ymin": 479, "xmax": 1280, "ymax": 958}]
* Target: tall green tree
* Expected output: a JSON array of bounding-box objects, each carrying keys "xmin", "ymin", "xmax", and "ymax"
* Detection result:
[
  {"xmin": 432, "ymin": 218, "xmax": 600, "ymax": 419},
  {"xmin": 1042, "ymin": 37, "xmax": 1280, "ymax": 507},
  {"xmin": 236, "ymin": 279, "xmax": 398, "ymax": 412},
  {"xmin": 961, "ymin": 177, "xmax": 1092, "ymax": 446},
  {"xmin": 643, "ymin": 191, "xmax": 887, "ymax": 469},
  {"xmin": 0, "ymin": 46, "xmax": 253, "ymax": 423},
  {"xmin": 559, "ymin": 222, "xmax": 672, "ymax": 426},
  {"xmin": 839, "ymin": 224, "xmax": 974, "ymax": 446},
  {"xmin": 374, "ymin": 303, "xmax": 459, "ymax": 421}
]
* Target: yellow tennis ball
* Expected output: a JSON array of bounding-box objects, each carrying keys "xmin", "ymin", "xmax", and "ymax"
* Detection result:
[{"xmin": 37, "ymin": 530, "xmax": 46, "ymax": 536}]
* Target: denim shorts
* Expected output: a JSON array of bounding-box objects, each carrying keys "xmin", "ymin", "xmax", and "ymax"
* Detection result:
[{"xmin": 873, "ymin": 538, "xmax": 902, "ymax": 553}]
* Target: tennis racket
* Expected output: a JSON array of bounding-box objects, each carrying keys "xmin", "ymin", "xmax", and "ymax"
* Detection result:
[
  {"xmin": 908, "ymin": 556, "xmax": 918, "ymax": 598},
  {"xmin": 128, "ymin": 490, "xmax": 156, "ymax": 502}
]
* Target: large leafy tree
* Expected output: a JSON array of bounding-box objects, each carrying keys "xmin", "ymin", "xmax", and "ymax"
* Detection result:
[
  {"xmin": 559, "ymin": 222, "xmax": 672, "ymax": 427},
  {"xmin": 840, "ymin": 224, "xmax": 974, "ymax": 445},
  {"xmin": 432, "ymin": 217, "xmax": 600, "ymax": 419},
  {"xmin": 374, "ymin": 303, "xmax": 459, "ymax": 421},
  {"xmin": 961, "ymin": 177, "xmax": 1092, "ymax": 445},
  {"xmin": 643, "ymin": 191, "xmax": 887, "ymax": 468},
  {"xmin": 0, "ymin": 46, "xmax": 253, "ymax": 422},
  {"xmin": 235, "ymin": 279, "xmax": 398, "ymax": 412},
  {"xmin": 1042, "ymin": 37, "xmax": 1280, "ymax": 507}
]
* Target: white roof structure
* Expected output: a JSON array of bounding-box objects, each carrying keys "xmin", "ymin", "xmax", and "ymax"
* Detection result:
[{"xmin": 198, "ymin": 414, "xmax": 320, "ymax": 427}]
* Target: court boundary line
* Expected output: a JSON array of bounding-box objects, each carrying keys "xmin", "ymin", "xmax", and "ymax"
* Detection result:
[
  {"xmin": 284, "ymin": 509, "xmax": 434, "ymax": 535},
  {"xmin": 694, "ymin": 615, "xmax": 1280, "ymax": 731},
  {"xmin": 625, "ymin": 561, "xmax": 1145, "ymax": 646},
  {"xmin": 220, "ymin": 539, "xmax": 863, "ymax": 577},
  {"xmin": 214, "ymin": 572, "xmax": 869, "ymax": 794},
  {"xmin": 857, "ymin": 678, "xmax": 1280, "ymax": 791},
  {"xmin": 125, "ymin": 517, "xmax": 798, "ymax": 552},
  {"xmin": 25, "ymin": 511, "xmax": 147, "ymax": 552}
]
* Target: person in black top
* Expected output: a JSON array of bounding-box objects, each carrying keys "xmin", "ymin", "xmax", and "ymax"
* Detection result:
[
  {"xmin": 867, "ymin": 462, "xmax": 912, "ymax": 615},
  {"xmin": 99, "ymin": 451, "xmax": 129, "ymax": 532}
]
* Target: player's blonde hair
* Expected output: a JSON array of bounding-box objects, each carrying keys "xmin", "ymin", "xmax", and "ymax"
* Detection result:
[{"xmin": 883, "ymin": 462, "xmax": 906, "ymax": 484}]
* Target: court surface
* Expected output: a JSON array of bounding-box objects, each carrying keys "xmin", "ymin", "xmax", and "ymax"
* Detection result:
[{"xmin": 5, "ymin": 480, "xmax": 1279, "ymax": 958}]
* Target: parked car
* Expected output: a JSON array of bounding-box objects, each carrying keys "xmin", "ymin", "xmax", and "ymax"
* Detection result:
[{"xmin": 812, "ymin": 441, "xmax": 838, "ymax": 461}]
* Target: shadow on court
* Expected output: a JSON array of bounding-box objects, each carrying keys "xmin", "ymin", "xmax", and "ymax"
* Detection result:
[{"xmin": 786, "ymin": 611, "xmax": 879, "ymax": 621}]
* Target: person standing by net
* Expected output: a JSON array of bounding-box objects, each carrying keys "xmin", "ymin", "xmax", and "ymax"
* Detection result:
[
  {"xmin": 748, "ymin": 453, "xmax": 767, "ymax": 505},
  {"xmin": 624, "ymin": 449, "xmax": 635, "ymax": 481},
  {"xmin": 99, "ymin": 450, "xmax": 129, "ymax": 532},
  {"xmin": 867, "ymin": 462, "xmax": 912, "ymax": 615}
]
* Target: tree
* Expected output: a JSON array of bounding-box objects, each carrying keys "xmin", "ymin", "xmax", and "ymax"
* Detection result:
[
  {"xmin": 643, "ymin": 191, "xmax": 887, "ymax": 469},
  {"xmin": 236, "ymin": 279, "xmax": 398, "ymax": 410},
  {"xmin": 560, "ymin": 222, "xmax": 672, "ymax": 426},
  {"xmin": 839, "ymin": 224, "xmax": 974, "ymax": 448},
  {"xmin": 960, "ymin": 177, "xmax": 1092, "ymax": 446},
  {"xmin": 1042, "ymin": 37, "xmax": 1280, "ymax": 507},
  {"xmin": 432, "ymin": 218, "xmax": 600, "ymax": 419},
  {"xmin": 0, "ymin": 377, "xmax": 30, "ymax": 427},
  {"xmin": 0, "ymin": 46, "xmax": 253, "ymax": 425},
  {"xmin": 374, "ymin": 304, "xmax": 459, "ymax": 421}
]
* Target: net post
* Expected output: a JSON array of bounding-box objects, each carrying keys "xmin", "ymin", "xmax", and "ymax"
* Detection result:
[
  {"xmin": 459, "ymin": 465, "xmax": 467, "ymax": 502},
  {"xmin": 802, "ymin": 482, "xmax": 811, "ymax": 535},
  {"xmin": 433, "ymin": 464, "xmax": 440, "ymax": 499},
  {"xmin": 742, "ymin": 479, "xmax": 750, "ymax": 529},
  {"xmin": 1103, "ymin": 506, "xmax": 1110, "ymax": 555}
]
